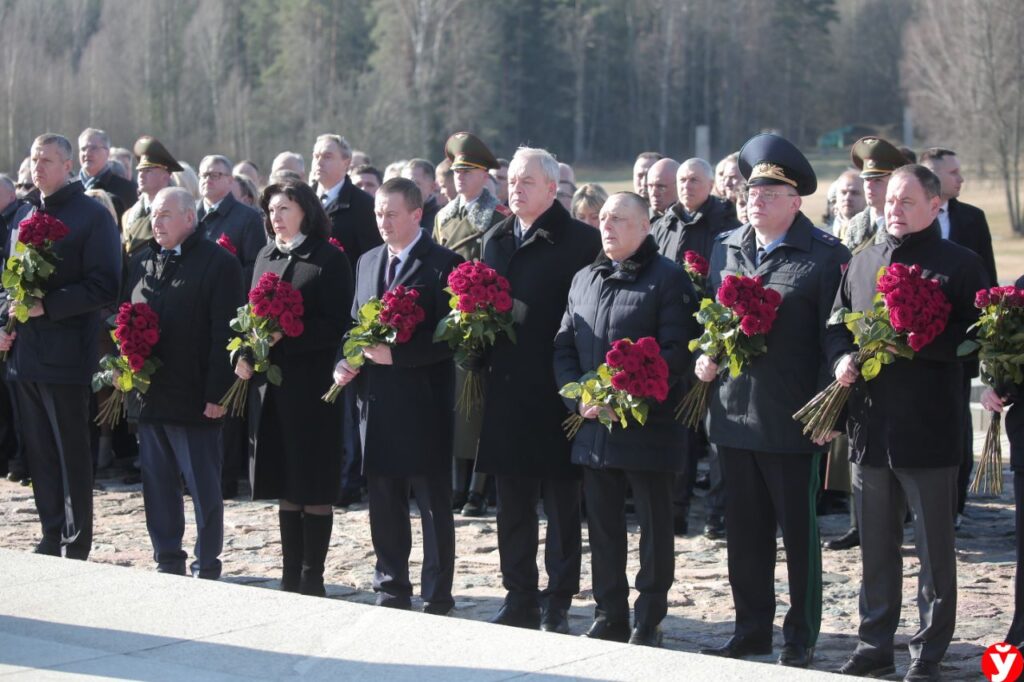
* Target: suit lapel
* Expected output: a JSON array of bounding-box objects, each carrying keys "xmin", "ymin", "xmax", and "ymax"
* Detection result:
[{"xmin": 390, "ymin": 234, "xmax": 430, "ymax": 291}]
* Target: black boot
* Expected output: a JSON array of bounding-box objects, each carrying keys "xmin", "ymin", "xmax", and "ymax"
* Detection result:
[
  {"xmin": 299, "ymin": 512, "xmax": 333, "ymax": 597},
  {"xmin": 279, "ymin": 509, "xmax": 303, "ymax": 592}
]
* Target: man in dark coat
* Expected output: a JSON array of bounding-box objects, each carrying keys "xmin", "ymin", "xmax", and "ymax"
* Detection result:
[
  {"xmin": 77, "ymin": 128, "xmax": 137, "ymax": 220},
  {"xmin": 829, "ymin": 165, "xmax": 987, "ymax": 681},
  {"xmin": 921, "ymin": 147, "xmax": 997, "ymax": 526},
  {"xmin": 333, "ymin": 177, "xmax": 462, "ymax": 615},
  {"xmin": 554, "ymin": 192, "xmax": 697, "ymax": 646},
  {"xmin": 0, "ymin": 133, "xmax": 122, "ymax": 560},
  {"xmin": 123, "ymin": 187, "xmax": 243, "ymax": 579},
  {"xmin": 0, "ymin": 173, "xmax": 30, "ymax": 482},
  {"xmin": 197, "ymin": 154, "xmax": 268, "ymax": 499},
  {"xmin": 476, "ymin": 147, "xmax": 601, "ymax": 634},
  {"xmin": 651, "ymin": 156, "xmax": 739, "ymax": 539},
  {"xmin": 696, "ymin": 134, "xmax": 850, "ymax": 668}
]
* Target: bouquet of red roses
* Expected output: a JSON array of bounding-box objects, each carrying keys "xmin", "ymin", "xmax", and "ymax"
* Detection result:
[
  {"xmin": 793, "ymin": 263, "xmax": 951, "ymax": 443},
  {"xmin": 217, "ymin": 233, "xmax": 238, "ymax": 255},
  {"xmin": 956, "ymin": 285, "xmax": 1024, "ymax": 495},
  {"xmin": 92, "ymin": 302, "xmax": 163, "ymax": 428},
  {"xmin": 559, "ymin": 337, "xmax": 670, "ymax": 439},
  {"xmin": 220, "ymin": 272, "xmax": 305, "ymax": 416},
  {"xmin": 676, "ymin": 274, "xmax": 782, "ymax": 428},
  {"xmin": 682, "ymin": 250, "xmax": 710, "ymax": 297},
  {"xmin": 433, "ymin": 261, "xmax": 516, "ymax": 415},
  {"xmin": 0, "ymin": 211, "xmax": 71, "ymax": 361},
  {"xmin": 323, "ymin": 285, "xmax": 425, "ymax": 403}
]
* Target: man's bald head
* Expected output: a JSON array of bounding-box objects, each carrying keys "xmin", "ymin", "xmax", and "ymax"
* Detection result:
[
  {"xmin": 646, "ymin": 158, "xmax": 679, "ymax": 214},
  {"xmin": 835, "ymin": 169, "xmax": 866, "ymax": 221}
]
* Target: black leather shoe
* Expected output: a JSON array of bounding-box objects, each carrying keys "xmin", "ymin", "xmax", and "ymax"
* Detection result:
[
  {"xmin": 904, "ymin": 659, "xmax": 941, "ymax": 681},
  {"xmin": 583, "ymin": 618, "xmax": 631, "ymax": 643},
  {"xmin": 824, "ymin": 528, "xmax": 860, "ymax": 551},
  {"xmin": 539, "ymin": 607, "xmax": 570, "ymax": 634},
  {"xmin": 778, "ymin": 643, "xmax": 814, "ymax": 667},
  {"xmin": 837, "ymin": 654, "xmax": 896, "ymax": 677},
  {"xmin": 451, "ymin": 492, "xmax": 468, "ymax": 512},
  {"xmin": 699, "ymin": 635, "xmax": 772, "ymax": 658},
  {"xmin": 703, "ymin": 515, "xmax": 726, "ymax": 540},
  {"xmin": 423, "ymin": 602, "xmax": 453, "ymax": 616},
  {"xmin": 628, "ymin": 623, "xmax": 663, "ymax": 647},
  {"xmin": 335, "ymin": 488, "xmax": 362, "ymax": 508},
  {"xmin": 490, "ymin": 603, "xmax": 541, "ymax": 629},
  {"xmin": 461, "ymin": 492, "xmax": 488, "ymax": 517}
]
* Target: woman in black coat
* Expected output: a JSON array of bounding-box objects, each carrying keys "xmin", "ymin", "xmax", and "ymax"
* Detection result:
[{"xmin": 234, "ymin": 179, "xmax": 353, "ymax": 596}]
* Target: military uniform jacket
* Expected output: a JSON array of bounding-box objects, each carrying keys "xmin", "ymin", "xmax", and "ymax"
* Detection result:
[
  {"xmin": 475, "ymin": 200, "xmax": 602, "ymax": 478},
  {"xmin": 706, "ymin": 213, "xmax": 851, "ymax": 454},
  {"xmin": 351, "ymin": 237, "xmax": 462, "ymax": 477},
  {"xmin": 432, "ymin": 188, "xmax": 509, "ymax": 261},
  {"xmin": 825, "ymin": 223, "xmax": 988, "ymax": 469},
  {"xmin": 553, "ymin": 236, "xmax": 697, "ymax": 473},
  {"xmin": 123, "ymin": 228, "xmax": 243, "ymax": 426},
  {"xmin": 841, "ymin": 207, "xmax": 880, "ymax": 256},
  {"xmin": 651, "ymin": 196, "xmax": 739, "ymax": 265},
  {"xmin": 121, "ymin": 196, "xmax": 153, "ymax": 258}
]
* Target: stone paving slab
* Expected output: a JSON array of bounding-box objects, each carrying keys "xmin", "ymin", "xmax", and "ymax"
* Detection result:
[{"xmin": 0, "ymin": 548, "xmax": 836, "ymax": 681}]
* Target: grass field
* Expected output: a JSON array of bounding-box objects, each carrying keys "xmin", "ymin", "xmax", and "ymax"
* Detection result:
[{"xmin": 576, "ymin": 154, "xmax": 1022, "ymax": 283}]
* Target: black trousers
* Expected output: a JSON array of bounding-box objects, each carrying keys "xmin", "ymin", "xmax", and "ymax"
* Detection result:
[
  {"xmin": 15, "ymin": 381, "xmax": 93, "ymax": 559},
  {"xmin": 220, "ymin": 414, "xmax": 246, "ymax": 486},
  {"xmin": 956, "ymin": 373, "xmax": 973, "ymax": 515},
  {"xmin": 719, "ymin": 447, "xmax": 822, "ymax": 647},
  {"xmin": 0, "ymin": 373, "xmax": 21, "ymax": 470},
  {"xmin": 339, "ymin": 389, "xmax": 364, "ymax": 496},
  {"xmin": 367, "ymin": 473, "xmax": 455, "ymax": 611},
  {"xmin": 495, "ymin": 475, "xmax": 582, "ymax": 610},
  {"xmin": 1008, "ymin": 470, "xmax": 1024, "ymax": 647},
  {"xmin": 583, "ymin": 467, "xmax": 674, "ymax": 626},
  {"xmin": 672, "ymin": 428, "xmax": 702, "ymax": 515}
]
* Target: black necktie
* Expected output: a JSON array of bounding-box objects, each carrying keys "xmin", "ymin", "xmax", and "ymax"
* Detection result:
[
  {"xmin": 385, "ymin": 253, "xmax": 399, "ymax": 288},
  {"xmin": 755, "ymin": 246, "xmax": 766, "ymax": 267},
  {"xmin": 203, "ymin": 208, "xmax": 218, "ymax": 222}
]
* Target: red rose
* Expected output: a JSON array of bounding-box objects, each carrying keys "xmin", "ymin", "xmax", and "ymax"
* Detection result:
[
  {"xmin": 253, "ymin": 300, "xmax": 272, "ymax": 317},
  {"xmin": 127, "ymin": 354, "xmax": 146, "ymax": 372},
  {"xmin": 142, "ymin": 328, "xmax": 159, "ymax": 345},
  {"xmin": 269, "ymin": 299, "xmax": 285, "ymax": 316},
  {"xmin": 739, "ymin": 315, "xmax": 760, "ymax": 337},
  {"xmin": 494, "ymin": 291, "xmax": 512, "ymax": 312},
  {"xmin": 763, "ymin": 288, "xmax": 782, "ymax": 307},
  {"xmin": 717, "ymin": 282, "xmax": 739, "ymax": 306},
  {"xmin": 635, "ymin": 337, "xmax": 660, "ymax": 358},
  {"xmin": 289, "ymin": 320, "xmax": 304, "ymax": 337},
  {"xmin": 606, "ymin": 349, "xmax": 626, "ymax": 367},
  {"xmin": 907, "ymin": 332, "xmax": 927, "ymax": 352},
  {"xmin": 611, "ymin": 372, "xmax": 629, "ymax": 391},
  {"xmin": 622, "ymin": 354, "xmax": 642, "ymax": 373},
  {"xmin": 329, "ymin": 237, "xmax": 345, "ymax": 252}
]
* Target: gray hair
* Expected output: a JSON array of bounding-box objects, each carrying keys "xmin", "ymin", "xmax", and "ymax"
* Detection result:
[
  {"xmin": 511, "ymin": 146, "xmax": 560, "ymax": 185},
  {"xmin": 32, "ymin": 133, "xmax": 73, "ymax": 161},
  {"xmin": 0, "ymin": 173, "xmax": 15, "ymax": 194},
  {"xmin": 273, "ymin": 151, "xmax": 306, "ymax": 174},
  {"xmin": 680, "ymin": 158, "xmax": 714, "ymax": 181},
  {"xmin": 315, "ymin": 134, "xmax": 352, "ymax": 160},
  {"xmin": 891, "ymin": 164, "xmax": 942, "ymax": 200},
  {"xmin": 153, "ymin": 187, "xmax": 198, "ymax": 227},
  {"xmin": 200, "ymin": 154, "xmax": 233, "ymax": 174},
  {"xmin": 78, "ymin": 128, "xmax": 111, "ymax": 148},
  {"xmin": 404, "ymin": 158, "xmax": 435, "ymax": 177}
]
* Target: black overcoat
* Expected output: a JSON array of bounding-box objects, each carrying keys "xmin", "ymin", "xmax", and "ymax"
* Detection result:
[
  {"xmin": 248, "ymin": 236, "xmax": 353, "ymax": 504},
  {"xmin": 475, "ymin": 200, "xmax": 601, "ymax": 478},
  {"xmin": 321, "ymin": 176, "xmax": 382, "ymax": 274},
  {"xmin": 197, "ymin": 193, "xmax": 267, "ymax": 286},
  {"xmin": 826, "ymin": 222, "xmax": 987, "ymax": 469},
  {"xmin": 553, "ymin": 235, "xmax": 697, "ymax": 473},
  {"xmin": 651, "ymin": 195, "xmax": 739, "ymax": 265},
  {"xmin": 123, "ymin": 228, "xmax": 243, "ymax": 426},
  {"xmin": 350, "ymin": 234, "xmax": 462, "ymax": 477}
]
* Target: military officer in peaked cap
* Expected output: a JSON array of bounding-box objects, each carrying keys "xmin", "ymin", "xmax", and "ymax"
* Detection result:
[
  {"xmin": 841, "ymin": 137, "xmax": 907, "ymax": 255},
  {"xmin": 433, "ymin": 132, "xmax": 511, "ymax": 517},
  {"xmin": 697, "ymin": 134, "xmax": 851, "ymax": 668},
  {"xmin": 121, "ymin": 137, "xmax": 184, "ymax": 257}
]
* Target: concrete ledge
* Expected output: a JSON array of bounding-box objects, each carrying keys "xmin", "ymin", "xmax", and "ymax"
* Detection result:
[{"xmin": 0, "ymin": 548, "xmax": 838, "ymax": 681}]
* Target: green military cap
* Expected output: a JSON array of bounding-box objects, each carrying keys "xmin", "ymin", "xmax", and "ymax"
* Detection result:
[
  {"xmin": 133, "ymin": 136, "xmax": 183, "ymax": 173},
  {"xmin": 739, "ymin": 133, "xmax": 817, "ymax": 196},
  {"xmin": 851, "ymin": 137, "xmax": 907, "ymax": 179},
  {"xmin": 445, "ymin": 132, "xmax": 499, "ymax": 171}
]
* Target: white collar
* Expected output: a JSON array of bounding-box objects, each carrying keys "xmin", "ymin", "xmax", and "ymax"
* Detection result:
[
  {"xmin": 319, "ymin": 179, "xmax": 344, "ymax": 204},
  {"xmin": 387, "ymin": 229, "xmax": 423, "ymax": 264}
]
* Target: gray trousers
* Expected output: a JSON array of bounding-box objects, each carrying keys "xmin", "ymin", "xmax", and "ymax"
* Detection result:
[
  {"xmin": 139, "ymin": 423, "xmax": 224, "ymax": 579},
  {"xmin": 853, "ymin": 463, "xmax": 957, "ymax": 663}
]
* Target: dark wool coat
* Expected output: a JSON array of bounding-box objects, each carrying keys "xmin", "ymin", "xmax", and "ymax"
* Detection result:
[
  {"xmin": 826, "ymin": 222, "xmax": 988, "ymax": 469},
  {"xmin": 651, "ymin": 195, "xmax": 739, "ymax": 265},
  {"xmin": 123, "ymin": 228, "xmax": 243, "ymax": 426},
  {"xmin": 197, "ymin": 192, "xmax": 267, "ymax": 286},
  {"xmin": 321, "ymin": 176, "xmax": 382, "ymax": 274},
  {"xmin": 706, "ymin": 213, "xmax": 851, "ymax": 455},
  {"xmin": 475, "ymin": 200, "xmax": 601, "ymax": 478},
  {"xmin": 248, "ymin": 236, "xmax": 353, "ymax": 504},
  {"xmin": 350, "ymin": 235, "xmax": 462, "ymax": 477},
  {"xmin": 553, "ymin": 235, "xmax": 698, "ymax": 473},
  {"xmin": 2, "ymin": 181, "xmax": 122, "ymax": 386}
]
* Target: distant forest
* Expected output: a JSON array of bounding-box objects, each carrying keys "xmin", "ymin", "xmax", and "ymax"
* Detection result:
[{"xmin": 0, "ymin": 0, "xmax": 1020, "ymax": 230}]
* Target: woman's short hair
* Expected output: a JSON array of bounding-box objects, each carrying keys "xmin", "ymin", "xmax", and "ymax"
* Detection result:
[
  {"xmin": 233, "ymin": 173, "xmax": 260, "ymax": 206},
  {"xmin": 571, "ymin": 183, "xmax": 609, "ymax": 219},
  {"xmin": 259, "ymin": 179, "xmax": 331, "ymax": 240}
]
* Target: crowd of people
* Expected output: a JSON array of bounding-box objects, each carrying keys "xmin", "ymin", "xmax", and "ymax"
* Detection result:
[{"xmin": 0, "ymin": 124, "xmax": 1013, "ymax": 681}]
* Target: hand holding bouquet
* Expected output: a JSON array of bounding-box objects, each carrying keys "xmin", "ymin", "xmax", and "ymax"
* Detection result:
[
  {"xmin": 676, "ymin": 274, "xmax": 781, "ymax": 428},
  {"xmin": 793, "ymin": 263, "xmax": 951, "ymax": 443},
  {"xmin": 682, "ymin": 250, "xmax": 709, "ymax": 297},
  {"xmin": 0, "ymin": 211, "xmax": 71, "ymax": 361},
  {"xmin": 92, "ymin": 302, "xmax": 162, "ymax": 428},
  {"xmin": 323, "ymin": 285, "xmax": 425, "ymax": 403},
  {"xmin": 559, "ymin": 337, "xmax": 669, "ymax": 439},
  {"xmin": 220, "ymin": 272, "xmax": 305, "ymax": 416},
  {"xmin": 433, "ymin": 261, "xmax": 516, "ymax": 415},
  {"xmin": 957, "ymin": 285, "xmax": 1024, "ymax": 495}
]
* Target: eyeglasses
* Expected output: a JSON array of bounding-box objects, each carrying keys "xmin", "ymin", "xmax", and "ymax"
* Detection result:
[
  {"xmin": 79, "ymin": 145, "xmax": 108, "ymax": 153},
  {"xmin": 200, "ymin": 171, "xmax": 228, "ymax": 181},
  {"xmin": 747, "ymin": 188, "xmax": 797, "ymax": 202}
]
